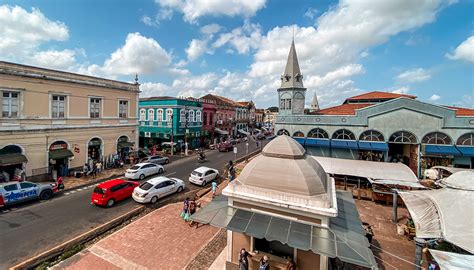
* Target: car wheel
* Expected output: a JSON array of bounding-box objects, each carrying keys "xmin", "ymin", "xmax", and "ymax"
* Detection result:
[
  {"xmin": 177, "ymin": 186, "xmax": 183, "ymax": 193},
  {"xmin": 202, "ymin": 180, "xmax": 207, "ymax": 187},
  {"xmin": 39, "ymin": 190, "xmax": 53, "ymax": 200},
  {"xmin": 165, "ymin": 159, "xmax": 169, "ymax": 164},
  {"xmin": 150, "ymin": 196, "xmax": 158, "ymax": 204},
  {"xmin": 139, "ymin": 174, "xmax": 145, "ymax": 180},
  {"xmin": 158, "ymin": 168, "xmax": 163, "ymax": 174},
  {"xmin": 106, "ymin": 199, "xmax": 115, "ymax": 207}
]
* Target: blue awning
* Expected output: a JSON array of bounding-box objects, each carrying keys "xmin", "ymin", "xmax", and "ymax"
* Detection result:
[
  {"xmin": 306, "ymin": 138, "xmax": 330, "ymax": 147},
  {"xmin": 331, "ymin": 140, "xmax": 358, "ymax": 150},
  {"xmin": 292, "ymin": 137, "xmax": 306, "ymax": 146},
  {"xmin": 424, "ymin": 145, "xmax": 461, "ymax": 156},
  {"xmin": 456, "ymin": 146, "xmax": 474, "ymax": 157},
  {"xmin": 358, "ymin": 141, "xmax": 388, "ymax": 151}
]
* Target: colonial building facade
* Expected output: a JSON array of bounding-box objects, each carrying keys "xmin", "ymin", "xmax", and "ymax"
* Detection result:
[
  {"xmin": 0, "ymin": 61, "xmax": 139, "ymax": 181},
  {"xmin": 274, "ymin": 43, "xmax": 474, "ymax": 177}
]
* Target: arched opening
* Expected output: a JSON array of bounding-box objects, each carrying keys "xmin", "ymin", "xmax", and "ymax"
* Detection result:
[
  {"xmin": 358, "ymin": 130, "xmax": 386, "ymax": 162},
  {"xmin": 88, "ymin": 137, "xmax": 103, "ymax": 163},
  {"xmin": 332, "ymin": 129, "xmax": 356, "ymax": 140},
  {"xmin": 277, "ymin": 129, "xmax": 290, "ymax": 136},
  {"xmin": 307, "ymin": 128, "xmax": 329, "ymax": 139},
  {"xmin": 49, "ymin": 140, "xmax": 73, "ymax": 180},
  {"xmin": 359, "ymin": 130, "xmax": 384, "ymax": 142},
  {"xmin": 293, "ymin": 131, "xmax": 304, "ymax": 137},
  {"xmin": 455, "ymin": 133, "xmax": 474, "ymax": 169},
  {"xmin": 457, "ymin": 132, "xmax": 474, "ymax": 146},
  {"xmin": 388, "ymin": 131, "xmax": 418, "ymax": 175},
  {"xmin": 422, "ymin": 132, "xmax": 452, "ymax": 145},
  {"xmin": 0, "ymin": 145, "xmax": 27, "ymax": 182}
]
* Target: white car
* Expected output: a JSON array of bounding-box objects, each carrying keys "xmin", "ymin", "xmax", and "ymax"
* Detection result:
[
  {"xmin": 132, "ymin": 176, "xmax": 185, "ymax": 204},
  {"xmin": 125, "ymin": 162, "xmax": 164, "ymax": 180},
  {"xmin": 189, "ymin": 166, "xmax": 219, "ymax": 186}
]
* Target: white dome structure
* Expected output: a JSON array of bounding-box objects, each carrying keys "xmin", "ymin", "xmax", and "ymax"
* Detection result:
[{"xmin": 223, "ymin": 135, "xmax": 337, "ymax": 217}]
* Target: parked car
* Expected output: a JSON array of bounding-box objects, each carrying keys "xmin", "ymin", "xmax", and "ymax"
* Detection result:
[
  {"xmin": 143, "ymin": 155, "xmax": 170, "ymax": 165},
  {"xmin": 189, "ymin": 166, "xmax": 219, "ymax": 186},
  {"xmin": 256, "ymin": 133, "xmax": 266, "ymax": 140},
  {"xmin": 125, "ymin": 162, "xmax": 164, "ymax": 180},
  {"xmin": 132, "ymin": 176, "xmax": 185, "ymax": 204},
  {"xmin": 217, "ymin": 141, "xmax": 233, "ymax": 152},
  {"xmin": 91, "ymin": 179, "xmax": 139, "ymax": 207},
  {"xmin": 128, "ymin": 150, "xmax": 149, "ymax": 163},
  {"xmin": 0, "ymin": 181, "xmax": 58, "ymax": 207}
]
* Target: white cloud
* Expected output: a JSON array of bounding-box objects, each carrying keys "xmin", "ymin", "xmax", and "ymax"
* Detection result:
[
  {"xmin": 141, "ymin": 8, "xmax": 173, "ymax": 27},
  {"xmin": 430, "ymin": 94, "xmax": 440, "ymax": 101},
  {"xmin": 391, "ymin": 86, "xmax": 410, "ymax": 94},
  {"xmin": 185, "ymin": 39, "xmax": 209, "ymax": 61},
  {"xmin": 200, "ymin": 23, "xmax": 222, "ymax": 35},
  {"xmin": 140, "ymin": 82, "xmax": 171, "ymax": 97},
  {"xmin": 453, "ymin": 95, "xmax": 473, "ymax": 108},
  {"xmin": 156, "ymin": 0, "xmax": 266, "ymax": 23},
  {"xmin": 29, "ymin": 49, "xmax": 77, "ymax": 70},
  {"xmin": 213, "ymin": 20, "xmax": 262, "ymax": 54},
  {"xmin": 396, "ymin": 68, "xmax": 431, "ymax": 83},
  {"xmin": 102, "ymin": 32, "xmax": 171, "ymax": 76},
  {"xmin": 446, "ymin": 36, "xmax": 474, "ymax": 63},
  {"xmin": 304, "ymin": 7, "xmax": 318, "ymax": 20}
]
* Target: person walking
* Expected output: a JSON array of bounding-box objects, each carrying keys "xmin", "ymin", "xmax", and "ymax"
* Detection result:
[
  {"xmin": 238, "ymin": 248, "xmax": 252, "ymax": 270},
  {"xmin": 259, "ymin": 255, "xmax": 270, "ymax": 270},
  {"xmin": 92, "ymin": 162, "xmax": 97, "ymax": 178},
  {"xmin": 211, "ymin": 181, "xmax": 218, "ymax": 198},
  {"xmin": 182, "ymin": 197, "xmax": 190, "ymax": 222}
]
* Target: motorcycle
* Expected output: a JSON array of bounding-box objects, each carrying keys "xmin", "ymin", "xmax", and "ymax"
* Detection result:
[{"xmin": 197, "ymin": 156, "xmax": 208, "ymax": 163}]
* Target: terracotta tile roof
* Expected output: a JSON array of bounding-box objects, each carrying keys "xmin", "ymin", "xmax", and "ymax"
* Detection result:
[
  {"xmin": 310, "ymin": 103, "xmax": 373, "ymax": 115},
  {"xmin": 344, "ymin": 91, "xmax": 417, "ymax": 103},
  {"xmin": 446, "ymin": 106, "xmax": 474, "ymax": 116},
  {"xmin": 200, "ymin": 94, "xmax": 241, "ymax": 107}
]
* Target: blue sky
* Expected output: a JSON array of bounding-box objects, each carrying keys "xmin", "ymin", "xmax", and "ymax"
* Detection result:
[{"xmin": 0, "ymin": 0, "xmax": 473, "ymax": 109}]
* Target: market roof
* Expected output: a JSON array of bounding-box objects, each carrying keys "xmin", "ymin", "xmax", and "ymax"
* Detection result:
[
  {"xmin": 446, "ymin": 106, "xmax": 474, "ymax": 116},
  {"xmin": 308, "ymin": 103, "xmax": 373, "ymax": 115},
  {"xmin": 312, "ymin": 156, "xmax": 419, "ymax": 184},
  {"xmin": 399, "ymin": 171, "xmax": 474, "ymax": 253},
  {"xmin": 429, "ymin": 249, "xmax": 474, "ymax": 269},
  {"xmin": 343, "ymin": 91, "xmax": 417, "ymax": 103},
  {"xmin": 190, "ymin": 194, "xmax": 377, "ymax": 269},
  {"xmin": 223, "ymin": 135, "xmax": 337, "ymax": 216}
]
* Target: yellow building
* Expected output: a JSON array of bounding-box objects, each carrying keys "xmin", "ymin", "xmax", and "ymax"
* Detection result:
[{"xmin": 0, "ymin": 61, "xmax": 139, "ymax": 181}]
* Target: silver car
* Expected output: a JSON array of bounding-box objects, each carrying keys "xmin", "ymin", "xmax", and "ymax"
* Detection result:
[
  {"xmin": 143, "ymin": 155, "xmax": 170, "ymax": 165},
  {"xmin": 0, "ymin": 181, "xmax": 57, "ymax": 207}
]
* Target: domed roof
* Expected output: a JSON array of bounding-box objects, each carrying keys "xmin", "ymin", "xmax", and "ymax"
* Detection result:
[
  {"xmin": 238, "ymin": 135, "xmax": 328, "ymax": 196},
  {"xmin": 440, "ymin": 171, "xmax": 474, "ymax": 191}
]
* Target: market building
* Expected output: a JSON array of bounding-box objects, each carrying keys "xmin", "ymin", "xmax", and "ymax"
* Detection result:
[
  {"xmin": 0, "ymin": 61, "xmax": 139, "ymax": 181},
  {"xmin": 274, "ymin": 42, "xmax": 474, "ymax": 177},
  {"xmin": 191, "ymin": 135, "xmax": 377, "ymax": 270},
  {"xmin": 201, "ymin": 94, "xmax": 236, "ymax": 140},
  {"xmin": 255, "ymin": 109, "xmax": 265, "ymax": 128},
  {"xmin": 200, "ymin": 98, "xmax": 217, "ymax": 146},
  {"xmin": 138, "ymin": 96, "xmax": 202, "ymax": 151}
]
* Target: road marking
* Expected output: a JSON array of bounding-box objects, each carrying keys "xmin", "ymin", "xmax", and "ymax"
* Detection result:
[
  {"xmin": 64, "ymin": 192, "xmax": 71, "ymax": 195},
  {"xmin": 164, "ymin": 172, "xmax": 176, "ymax": 177},
  {"xmin": 90, "ymin": 245, "xmax": 147, "ymax": 270},
  {"xmin": 217, "ymin": 154, "xmax": 224, "ymax": 157},
  {"xmin": 70, "ymin": 190, "xmax": 76, "ymax": 194}
]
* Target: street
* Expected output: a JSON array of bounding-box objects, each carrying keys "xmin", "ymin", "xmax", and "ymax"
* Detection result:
[{"xmin": 0, "ymin": 140, "xmax": 265, "ymax": 269}]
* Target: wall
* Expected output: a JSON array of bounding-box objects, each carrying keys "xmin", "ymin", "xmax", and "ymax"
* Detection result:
[
  {"xmin": 231, "ymin": 232, "xmax": 251, "ymax": 264},
  {"xmin": 297, "ymin": 249, "xmax": 321, "ymax": 270}
]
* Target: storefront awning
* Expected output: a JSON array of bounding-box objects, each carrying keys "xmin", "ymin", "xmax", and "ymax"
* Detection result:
[
  {"xmin": 424, "ymin": 145, "xmax": 460, "ymax": 156},
  {"xmin": 0, "ymin": 153, "xmax": 28, "ymax": 166},
  {"xmin": 49, "ymin": 149, "xmax": 74, "ymax": 160},
  {"xmin": 305, "ymin": 138, "xmax": 330, "ymax": 147},
  {"xmin": 456, "ymin": 146, "xmax": 474, "ymax": 157},
  {"xmin": 214, "ymin": 128, "xmax": 229, "ymax": 135},
  {"xmin": 358, "ymin": 141, "xmax": 389, "ymax": 151},
  {"xmin": 292, "ymin": 137, "xmax": 306, "ymax": 145},
  {"xmin": 429, "ymin": 249, "xmax": 474, "ymax": 269},
  {"xmin": 190, "ymin": 193, "xmax": 377, "ymax": 269},
  {"xmin": 118, "ymin": 141, "xmax": 134, "ymax": 148},
  {"xmin": 331, "ymin": 140, "xmax": 359, "ymax": 150}
]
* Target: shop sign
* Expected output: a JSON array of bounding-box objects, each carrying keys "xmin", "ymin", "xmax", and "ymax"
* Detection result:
[
  {"xmin": 5, "ymin": 190, "xmax": 37, "ymax": 203},
  {"xmin": 73, "ymin": 144, "xmax": 80, "ymax": 153},
  {"xmin": 50, "ymin": 143, "xmax": 67, "ymax": 151}
]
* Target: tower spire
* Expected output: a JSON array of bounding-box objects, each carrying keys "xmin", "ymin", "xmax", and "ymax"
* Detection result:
[
  {"xmin": 310, "ymin": 92, "xmax": 320, "ymax": 112},
  {"xmin": 280, "ymin": 39, "xmax": 304, "ymax": 89}
]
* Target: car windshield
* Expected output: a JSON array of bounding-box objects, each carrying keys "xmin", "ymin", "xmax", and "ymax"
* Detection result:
[
  {"xmin": 192, "ymin": 171, "xmax": 202, "ymax": 177},
  {"xmin": 130, "ymin": 165, "xmax": 140, "ymax": 170},
  {"xmin": 139, "ymin": 182, "xmax": 153, "ymax": 190},
  {"xmin": 93, "ymin": 187, "xmax": 105, "ymax": 194}
]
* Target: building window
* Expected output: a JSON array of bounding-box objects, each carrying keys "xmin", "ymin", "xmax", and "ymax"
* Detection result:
[
  {"xmin": 148, "ymin": 109, "xmax": 155, "ymax": 121},
  {"xmin": 332, "ymin": 129, "xmax": 356, "ymax": 140},
  {"xmin": 293, "ymin": 131, "xmax": 304, "ymax": 137},
  {"xmin": 422, "ymin": 132, "xmax": 452, "ymax": 145},
  {"xmin": 277, "ymin": 129, "xmax": 290, "ymax": 136},
  {"xmin": 188, "ymin": 110, "xmax": 195, "ymax": 122},
  {"xmin": 118, "ymin": 100, "xmax": 128, "ymax": 118},
  {"xmin": 180, "ymin": 109, "xmax": 186, "ymax": 122},
  {"xmin": 140, "ymin": 109, "xmax": 146, "ymax": 121},
  {"xmin": 457, "ymin": 133, "xmax": 474, "ymax": 146},
  {"xmin": 2, "ymin": 91, "xmax": 19, "ymax": 118},
  {"xmin": 166, "ymin": 109, "xmax": 173, "ymax": 122},
  {"xmin": 52, "ymin": 95, "xmax": 66, "ymax": 118},
  {"xmin": 389, "ymin": 131, "xmax": 417, "ymax": 144},
  {"xmin": 156, "ymin": 109, "xmax": 163, "ymax": 122},
  {"xmin": 203, "ymin": 112, "xmax": 207, "ymax": 126},
  {"xmin": 359, "ymin": 130, "xmax": 384, "ymax": 142},
  {"xmin": 307, "ymin": 128, "xmax": 329, "ymax": 139},
  {"xmin": 209, "ymin": 113, "xmax": 213, "ymax": 125},
  {"xmin": 196, "ymin": 111, "xmax": 202, "ymax": 122},
  {"xmin": 89, "ymin": 98, "xmax": 101, "ymax": 118}
]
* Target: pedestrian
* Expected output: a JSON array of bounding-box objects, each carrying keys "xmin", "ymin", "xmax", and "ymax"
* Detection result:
[
  {"xmin": 92, "ymin": 162, "xmax": 97, "ymax": 178},
  {"xmin": 229, "ymin": 166, "xmax": 236, "ymax": 182},
  {"xmin": 182, "ymin": 197, "xmax": 190, "ymax": 222},
  {"xmin": 286, "ymin": 260, "xmax": 296, "ymax": 270},
  {"xmin": 211, "ymin": 181, "xmax": 217, "ymax": 198},
  {"xmin": 259, "ymin": 255, "xmax": 270, "ymax": 270},
  {"xmin": 238, "ymin": 248, "xmax": 252, "ymax": 270}
]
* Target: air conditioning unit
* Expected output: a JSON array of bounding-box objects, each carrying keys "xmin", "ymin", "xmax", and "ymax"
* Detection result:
[{"xmin": 144, "ymin": 132, "xmax": 151, "ymax": 138}]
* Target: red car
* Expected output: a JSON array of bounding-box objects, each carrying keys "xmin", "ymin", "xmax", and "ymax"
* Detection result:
[
  {"xmin": 91, "ymin": 179, "xmax": 139, "ymax": 207},
  {"xmin": 217, "ymin": 141, "xmax": 233, "ymax": 152}
]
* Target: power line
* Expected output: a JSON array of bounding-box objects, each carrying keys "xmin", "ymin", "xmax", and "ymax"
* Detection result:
[{"xmin": 370, "ymin": 243, "xmax": 422, "ymax": 268}]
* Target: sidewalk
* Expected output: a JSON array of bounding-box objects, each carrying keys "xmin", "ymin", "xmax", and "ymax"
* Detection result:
[{"xmin": 52, "ymin": 180, "xmax": 228, "ymax": 270}]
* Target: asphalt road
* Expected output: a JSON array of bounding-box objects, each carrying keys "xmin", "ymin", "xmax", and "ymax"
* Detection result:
[{"xmin": 0, "ymin": 140, "xmax": 266, "ymax": 269}]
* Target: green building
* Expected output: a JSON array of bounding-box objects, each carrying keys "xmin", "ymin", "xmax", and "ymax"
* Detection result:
[{"xmin": 138, "ymin": 97, "xmax": 203, "ymax": 151}]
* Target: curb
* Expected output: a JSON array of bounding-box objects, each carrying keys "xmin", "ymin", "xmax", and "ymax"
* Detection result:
[{"xmin": 62, "ymin": 173, "xmax": 124, "ymax": 193}]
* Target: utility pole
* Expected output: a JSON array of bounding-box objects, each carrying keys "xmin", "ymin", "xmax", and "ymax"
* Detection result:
[{"xmin": 170, "ymin": 114, "xmax": 174, "ymax": 156}]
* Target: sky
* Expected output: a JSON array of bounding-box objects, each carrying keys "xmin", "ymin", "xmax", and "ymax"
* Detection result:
[{"xmin": 0, "ymin": 0, "xmax": 473, "ymax": 109}]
